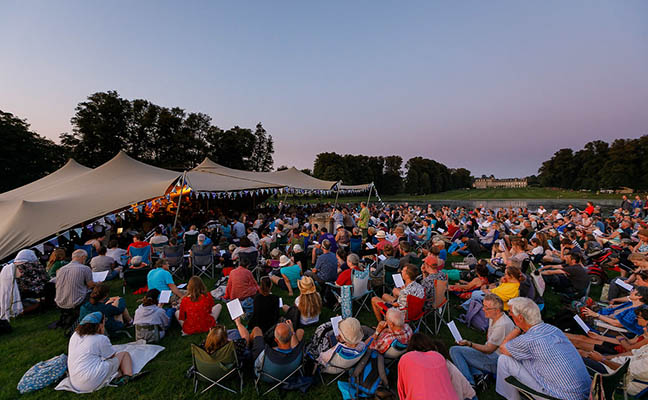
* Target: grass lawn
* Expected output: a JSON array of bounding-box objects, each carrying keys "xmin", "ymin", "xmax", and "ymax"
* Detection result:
[{"xmin": 1, "ymin": 255, "xmax": 601, "ymax": 400}]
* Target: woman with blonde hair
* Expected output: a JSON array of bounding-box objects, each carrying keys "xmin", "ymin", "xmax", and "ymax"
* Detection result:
[
  {"xmin": 282, "ymin": 276, "xmax": 322, "ymax": 327},
  {"xmin": 47, "ymin": 248, "xmax": 68, "ymax": 278},
  {"xmin": 203, "ymin": 318, "xmax": 250, "ymax": 360},
  {"xmin": 176, "ymin": 276, "xmax": 221, "ymax": 335}
]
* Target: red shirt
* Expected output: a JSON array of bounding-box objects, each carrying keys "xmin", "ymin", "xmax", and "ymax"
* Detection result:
[
  {"xmin": 336, "ymin": 269, "xmax": 352, "ymax": 286},
  {"xmin": 225, "ymin": 266, "xmax": 259, "ymax": 300},
  {"xmin": 178, "ymin": 293, "xmax": 216, "ymax": 335},
  {"xmin": 446, "ymin": 224, "xmax": 459, "ymax": 237}
]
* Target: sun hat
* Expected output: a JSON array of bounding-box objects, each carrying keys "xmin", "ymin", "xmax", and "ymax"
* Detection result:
[
  {"xmin": 14, "ymin": 249, "xmax": 38, "ymax": 264},
  {"xmin": 293, "ymin": 244, "xmax": 303, "ymax": 253},
  {"xmin": 79, "ymin": 311, "xmax": 103, "ymax": 325},
  {"xmin": 336, "ymin": 224, "xmax": 343, "ymax": 230},
  {"xmin": 279, "ymin": 255, "xmax": 292, "ymax": 267},
  {"xmin": 376, "ymin": 230, "xmax": 386, "ymax": 239},
  {"xmin": 270, "ymin": 248, "xmax": 282, "ymax": 258},
  {"xmin": 297, "ymin": 276, "xmax": 316, "ymax": 295},
  {"xmin": 338, "ymin": 317, "xmax": 363, "ymax": 345}
]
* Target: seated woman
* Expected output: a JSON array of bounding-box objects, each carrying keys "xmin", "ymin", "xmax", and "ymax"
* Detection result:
[
  {"xmin": 420, "ymin": 255, "xmax": 448, "ymax": 302},
  {"xmin": 316, "ymin": 317, "xmax": 365, "ymax": 365},
  {"xmin": 269, "ymin": 255, "xmax": 301, "ymax": 296},
  {"xmin": 461, "ymin": 266, "xmax": 522, "ymax": 311},
  {"xmin": 14, "ymin": 249, "xmax": 54, "ymax": 308},
  {"xmin": 578, "ymin": 287, "xmax": 648, "ymax": 336},
  {"xmin": 47, "ymin": 248, "xmax": 68, "ymax": 278},
  {"xmin": 248, "ymin": 277, "xmax": 280, "ymax": 334},
  {"xmin": 133, "ymin": 289, "xmax": 174, "ymax": 339},
  {"xmin": 399, "ymin": 332, "xmax": 476, "ymax": 400},
  {"xmin": 202, "ymin": 318, "xmax": 250, "ymax": 362},
  {"xmin": 449, "ymin": 260, "xmax": 490, "ymax": 300},
  {"xmin": 282, "ymin": 276, "xmax": 322, "ymax": 328},
  {"xmin": 580, "ymin": 307, "xmax": 648, "ymax": 397},
  {"xmin": 176, "ymin": 276, "xmax": 221, "ymax": 335},
  {"xmin": 79, "ymin": 284, "xmax": 132, "ymax": 337},
  {"xmin": 67, "ymin": 312, "xmax": 136, "ymax": 391}
]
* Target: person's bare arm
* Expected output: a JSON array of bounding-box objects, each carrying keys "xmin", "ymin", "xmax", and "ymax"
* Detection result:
[
  {"xmin": 168, "ymin": 283, "xmax": 184, "ymax": 299},
  {"xmin": 282, "ymin": 274, "xmax": 294, "ymax": 296},
  {"xmin": 234, "ymin": 317, "xmax": 250, "ymax": 344},
  {"xmin": 498, "ymin": 327, "xmax": 522, "ymax": 356},
  {"xmin": 458, "ymin": 340, "xmax": 499, "ymax": 354}
]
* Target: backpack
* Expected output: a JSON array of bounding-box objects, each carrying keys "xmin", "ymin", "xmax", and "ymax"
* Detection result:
[
  {"xmin": 135, "ymin": 323, "xmax": 161, "ymax": 343},
  {"xmin": 17, "ymin": 354, "xmax": 67, "ymax": 394},
  {"xmin": 338, "ymin": 352, "xmax": 388, "ymax": 399},
  {"xmin": 305, "ymin": 321, "xmax": 334, "ymax": 360}
]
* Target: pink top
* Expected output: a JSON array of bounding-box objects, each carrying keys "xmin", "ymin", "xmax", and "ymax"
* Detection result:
[{"xmin": 397, "ymin": 351, "xmax": 459, "ymax": 400}]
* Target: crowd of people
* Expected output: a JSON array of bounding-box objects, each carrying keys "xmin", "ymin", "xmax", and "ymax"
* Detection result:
[{"xmin": 3, "ymin": 195, "xmax": 648, "ymax": 399}]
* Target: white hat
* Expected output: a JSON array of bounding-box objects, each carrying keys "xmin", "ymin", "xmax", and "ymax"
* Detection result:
[
  {"xmin": 279, "ymin": 255, "xmax": 292, "ymax": 267},
  {"xmin": 293, "ymin": 244, "xmax": 303, "ymax": 253},
  {"xmin": 15, "ymin": 249, "xmax": 38, "ymax": 264},
  {"xmin": 376, "ymin": 230, "xmax": 386, "ymax": 239},
  {"xmin": 336, "ymin": 224, "xmax": 343, "ymax": 230}
]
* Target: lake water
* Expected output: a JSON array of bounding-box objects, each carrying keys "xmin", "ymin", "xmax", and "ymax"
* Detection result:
[{"xmin": 386, "ymin": 199, "xmax": 622, "ymax": 215}]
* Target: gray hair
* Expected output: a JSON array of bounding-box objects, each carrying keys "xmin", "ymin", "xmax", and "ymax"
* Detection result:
[
  {"xmin": 347, "ymin": 253, "xmax": 360, "ymax": 267},
  {"xmin": 71, "ymin": 249, "xmax": 88, "ymax": 261},
  {"xmin": 321, "ymin": 239, "xmax": 331, "ymax": 250},
  {"xmin": 507, "ymin": 297, "xmax": 542, "ymax": 326},
  {"xmin": 385, "ymin": 307, "xmax": 405, "ymax": 327},
  {"xmin": 483, "ymin": 294, "xmax": 504, "ymax": 311}
]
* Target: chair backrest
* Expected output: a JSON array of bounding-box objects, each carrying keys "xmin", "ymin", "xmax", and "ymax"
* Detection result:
[
  {"xmin": 259, "ymin": 342, "xmax": 304, "ymax": 383},
  {"xmin": 191, "ymin": 244, "xmax": 214, "ymax": 267},
  {"xmin": 74, "ymin": 244, "xmax": 96, "ymax": 264},
  {"xmin": 184, "ymin": 233, "xmax": 198, "ymax": 251},
  {"xmin": 124, "ymin": 267, "xmax": 151, "ymax": 289},
  {"xmin": 599, "ymin": 359, "xmax": 630, "ymax": 399},
  {"xmin": 151, "ymin": 241, "xmax": 168, "ymax": 255},
  {"xmin": 349, "ymin": 238, "xmax": 362, "ymax": 255},
  {"xmin": 409, "ymin": 255, "xmax": 423, "ymax": 268},
  {"xmin": 128, "ymin": 245, "xmax": 152, "ymax": 265},
  {"xmin": 351, "ymin": 269, "xmax": 370, "ymax": 298},
  {"xmin": 135, "ymin": 323, "xmax": 161, "ymax": 343},
  {"xmin": 238, "ymin": 250, "xmax": 259, "ymax": 269},
  {"xmin": 163, "ymin": 244, "xmax": 184, "ymax": 267},
  {"xmin": 323, "ymin": 345, "xmax": 366, "ymax": 374},
  {"xmin": 191, "ymin": 343, "xmax": 237, "ymax": 381},
  {"xmin": 383, "ymin": 338, "xmax": 407, "ymax": 359},
  {"xmin": 433, "ymin": 279, "xmax": 448, "ymax": 309},
  {"xmin": 405, "ymin": 295, "xmax": 425, "ymax": 321}
]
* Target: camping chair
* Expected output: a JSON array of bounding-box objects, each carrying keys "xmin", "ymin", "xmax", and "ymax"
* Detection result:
[
  {"xmin": 401, "ymin": 294, "xmax": 426, "ymax": 332},
  {"xmin": 190, "ymin": 244, "xmax": 214, "ymax": 279},
  {"xmin": 191, "ymin": 342, "xmax": 243, "ymax": 394},
  {"xmin": 382, "ymin": 259, "xmax": 401, "ymax": 290},
  {"xmin": 431, "ymin": 279, "xmax": 450, "ymax": 334},
  {"xmin": 383, "ymin": 338, "xmax": 408, "ymax": 368},
  {"xmin": 122, "ymin": 267, "xmax": 151, "ymax": 294},
  {"xmin": 73, "ymin": 244, "xmax": 97, "ymax": 264},
  {"xmin": 238, "ymin": 249, "xmax": 259, "ymax": 271},
  {"xmin": 349, "ymin": 237, "xmax": 363, "ymax": 255},
  {"xmin": 254, "ymin": 341, "xmax": 304, "ymax": 396},
  {"xmin": 409, "ymin": 255, "xmax": 423, "ymax": 268},
  {"xmin": 162, "ymin": 244, "xmax": 185, "ymax": 279},
  {"xmin": 128, "ymin": 245, "xmax": 152, "ymax": 266},
  {"xmin": 184, "ymin": 232, "xmax": 199, "ymax": 252},
  {"xmin": 482, "ymin": 230, "xmax": 499, "ymax": 251},
  {"xmin": 584, "ymin": 359, "xmax": 631, "ymax": 400},
  {"xmin": 151, "ymin": 241, "xmax": 168, "ymax": 257},
  {"xmin": 326, "ymin": 269, "xmax": 374, "ymax": 318},
  {"xmin": 317, "ymin": 339, "xmax": 372, "ymax": 386}
]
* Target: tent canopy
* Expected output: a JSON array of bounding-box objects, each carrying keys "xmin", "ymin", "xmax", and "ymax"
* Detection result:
[
  {"xmin": 0, "ymin": 152, "xmax": 181, "ymax": 260},
  {"xmin": 193, "ymin": 158, "xmax": 338, "ymax": 191},
  {"xmin": 0, "ymin": 159, "xmax": 91, "ymax": 201}
]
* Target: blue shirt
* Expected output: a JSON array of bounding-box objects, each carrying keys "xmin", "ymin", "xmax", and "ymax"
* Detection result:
[
  {"xmin": 233, "ymin": 221, "xmax": 246, "ymax": 238},
  {"xmin": 280, "ymin": 264, "xmax": 301, "ymax": 288},
  {"xmin": 314, "ymin": 252, "xmax": 338, "ymax": 282},
  {"xmin": 147, "ymin": 268, "xmax": 175, "ymax": 292},
  {"xmin": 505, "ymin": 323, "xmax": 590, "ymax": 400},
  {"xmin": 599, "ymin": 302, "xmax": 644, "ymax": 335}
]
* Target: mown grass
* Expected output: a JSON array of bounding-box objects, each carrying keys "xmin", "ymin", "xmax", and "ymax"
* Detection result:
[{"xmin": 0, "ymin": 255, "xmax": 600, "ymax": 400}]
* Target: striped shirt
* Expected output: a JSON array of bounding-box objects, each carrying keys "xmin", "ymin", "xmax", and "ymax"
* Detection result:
[
  {"xmin": 55, "ymin": 261, "xmax": 92, "ymax": 309},
  {"xmin": 505, "ymin": 323, "xmax": 591, "ymax": 400}
]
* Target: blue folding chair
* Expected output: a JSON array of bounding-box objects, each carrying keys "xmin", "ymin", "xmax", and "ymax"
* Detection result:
[
  {"xmin": 74, "ymin": 244, "xmax": 97, "ymax": 264},
  {"xmin": 318, "ymin": 337, "xmax": 373, "ymax": 385},
  {"xmin": 255, "ymin": 341, "xmax": 304, "ymax": 396},
  {"xmin": 128, "ymin": 245, "xmax": 152, "ymax": 266}
]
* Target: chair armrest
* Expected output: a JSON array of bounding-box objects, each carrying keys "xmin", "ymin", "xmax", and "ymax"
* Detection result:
[{"xmin": 504, "ymin": 376, "xmax": 563, "ymax": 400}]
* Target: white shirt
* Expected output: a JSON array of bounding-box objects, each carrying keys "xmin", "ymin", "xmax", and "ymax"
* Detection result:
[
  {"xmin": 106, "ymin": 248, "xmax": 127, "ymax": 265},
  {"xmin": 67, "ymin": 333, "xmax": 116, "ymax": 392}
]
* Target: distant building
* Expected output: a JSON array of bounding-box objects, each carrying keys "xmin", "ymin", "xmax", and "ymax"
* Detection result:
[
  {"xmin": 615, "ymin": 187, "xmax": 634, "ymax": 194},
  {"xmin": 473, "ymin": 178, "xmax": 527, "ymax": 189}
]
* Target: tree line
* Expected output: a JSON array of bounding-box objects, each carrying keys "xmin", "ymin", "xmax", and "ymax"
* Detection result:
[
  {"xmin": 538, "ymin": 137, "xmax": 648, "ymax": 190},
  {"xmin": 312, "ymin": 152, "xmax": 472, "ymax": 195},
  {"xmin": 1, "ymin": 91, "xmax": 275, "ymax": 192}
]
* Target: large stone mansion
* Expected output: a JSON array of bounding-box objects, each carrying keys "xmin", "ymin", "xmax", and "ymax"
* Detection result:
[{"xmin": 473, "ymin": 177, "xmax": 527, "ymax": 189}]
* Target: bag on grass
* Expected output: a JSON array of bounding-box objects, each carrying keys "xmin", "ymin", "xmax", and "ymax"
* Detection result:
[
  {"xmin": 338, "ymin": 351, "xmax": 388, "ymax": 399},
  {"xmin": 17, "ymin": 354, "xmax": 67, "ymax": 394}
]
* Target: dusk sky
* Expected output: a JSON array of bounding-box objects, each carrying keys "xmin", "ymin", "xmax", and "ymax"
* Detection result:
[{"xmin": 2, "ymin": 1, "xmax": 647, "ymax": 178}]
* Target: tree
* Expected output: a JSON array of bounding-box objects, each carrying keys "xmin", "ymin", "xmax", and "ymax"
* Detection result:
[
  {"xmin": 249, "ymin": 123, "xmax": 274, "ymax": 172},
  {"xmin": 276, "ymin": 165, "xmax": 288, "ymax": 171},
  {"xmin": 0, "ymin": 110, "xmax": 67, "ymax": 192},
  {"xmin": 382, "ymin": 155, "xmax": 403, "ymax": 195},
  {"xmin": 300, "ymin": 168, "xmax": 312, "ymax": 176}
]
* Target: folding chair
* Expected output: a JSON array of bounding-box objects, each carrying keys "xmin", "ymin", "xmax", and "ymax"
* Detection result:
[
  {"xmin": 431, "ymin": 279, "xmax": 450, "ymax": 334},
  {"xmin": 151, "ymin": 241, "xmax": 168, "ymax": 257},
  {"xmin": 383, "ymin": 338, "xmax": 408, "ymax": 368},
  {"xmin": 326, "ymin": 269, "xmax": 374, "ymax": 317},
  {"xmin": 128, "ymin": 245, "xmax": 152, "ymax": 266},
  {"xmin": 349, "ymin": 237, "xmax": 363, "ymax": 255},
  {"xmin": 191, "ymin": 342, "xmax": 243, "ymax": 394},
  {"xmin": 122, "ymin": 267, "xmax": 151, "ymax": 295},
  {"xmin": 184, "ymin": 233, "xmax": 198, "ymax": 252},
  {"xmin": 382, "ymin": 259, "xmax": 401, "ymax": 290},
  {"xmin": 190, "ymin": 244, "xmax": 214, "ymax": 279},
  {"xmin": 255, "ymin": 341, "xmax": 304, "ymax": 396},
  {"xmin": 317, "ymin": 341, "xmax": 370, "ymax": 386},
  {"xmin": 74, "ymin": 244, "xmax": 97, "ymax": 264},
  {"xmin": 163, "ymin": 244, "xmax": 185, "ymax": 279},
  {"xmin": 401, "ymin": 294, "xmax": 426, "ymax": 332}
]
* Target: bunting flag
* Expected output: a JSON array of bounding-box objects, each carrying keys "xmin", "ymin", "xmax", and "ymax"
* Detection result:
[
  {"xmin": 32, "ymin": 243, "xmax": 45, "ymax": 254},
  {"xmin": 49, "ymin": 238, "xmax": 59, "ymax": 247},
  {"xmin": 74, "ymin": 228, "xmax": 83, "ymax": 237},
  {"xmin": 62, "ymin": 231, "xmax": 71, "ymax": 240}
]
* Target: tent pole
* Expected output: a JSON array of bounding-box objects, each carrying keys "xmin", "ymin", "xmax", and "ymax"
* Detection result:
[
  {"xmin": 277, "ymin": 189, "xmax": 289, "ymax": 216},
  {"xmin": 173, "ymin": 171, "xmax": 187, "ymax": 230},
  {"xmin": 334, "ymin": 181, "xmax": 341, "ymax": 208},
  {"xmin": 366, "ymin": 183, "xmax": 373, "ymax": 207}
]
